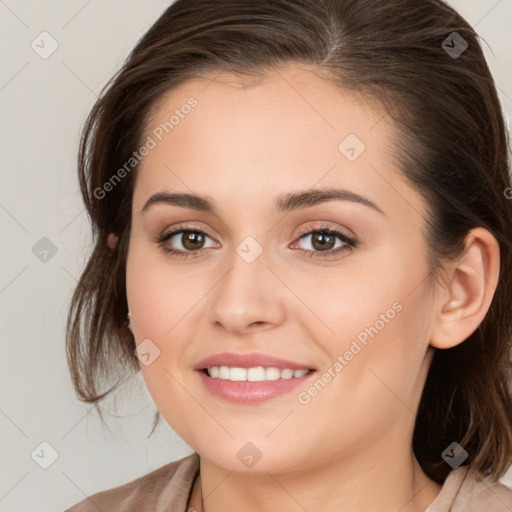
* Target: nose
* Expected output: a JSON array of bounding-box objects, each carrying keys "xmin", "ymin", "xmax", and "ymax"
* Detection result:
[{"xmin": 207, "ymin": 246, "xmax": 287, "ymax": 335}]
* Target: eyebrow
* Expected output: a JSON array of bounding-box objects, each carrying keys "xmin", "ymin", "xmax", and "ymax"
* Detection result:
[{"xmin": 141, "ymin": 187, "xmax": 385, "ymax": 216}]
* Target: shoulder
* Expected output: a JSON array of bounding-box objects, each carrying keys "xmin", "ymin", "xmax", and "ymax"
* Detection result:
[
  {"xmin": 462, "ymin": 470, "xmax": 512, "ymax": 510},
  {"xmin": 449, "ymin": 467, "xmax": 512, "ymax": 511},
  {"xmin": 64, "ymin": 452, "xmax": 200, "ymax": 512}
]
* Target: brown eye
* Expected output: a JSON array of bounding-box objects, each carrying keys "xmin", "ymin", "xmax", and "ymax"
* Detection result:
[
  {"xmin": 309, "ymin": 231, "xmax": 337, "ymax": 251},
  {"xmin": 180, "ymin": 231, "xmax": 205, "ymax": 251},
  {"xmin": 156, "ymin": 226, "xmax": 218, "ymax": 258},
  {"xmin": 292, "ymin": 225, "xmax": 357, "ymax": 258}
]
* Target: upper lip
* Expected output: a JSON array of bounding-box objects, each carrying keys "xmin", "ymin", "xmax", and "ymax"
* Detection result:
[{"xmin": 194, "ymin": 352, "xmax": 316, "ymax": 371}]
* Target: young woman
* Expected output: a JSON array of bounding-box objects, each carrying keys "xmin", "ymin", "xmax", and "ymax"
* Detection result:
[{"xmin": 64, "ymin": 0, "xmax": 512, "ymax": 510}]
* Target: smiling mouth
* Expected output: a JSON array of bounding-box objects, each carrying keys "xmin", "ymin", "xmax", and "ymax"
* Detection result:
[{"xmin": 200, "ymin": 366, "xmax": 315, "ymax": 381}]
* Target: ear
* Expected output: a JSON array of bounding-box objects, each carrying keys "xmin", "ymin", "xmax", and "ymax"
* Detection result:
[
  {"xmin": 107, "ymin": 233, "xmax": 118, "ymax": 251},
  {"xmin": 126, "ymin": 311, "xmax": 133, "ymax": 333},
  {"xmin": 430, "ymin": 227, "xmax": 500, "ymax": 349}
]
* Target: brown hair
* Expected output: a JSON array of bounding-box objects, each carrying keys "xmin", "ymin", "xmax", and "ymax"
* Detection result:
[{"xmin": 66, "ymin": 0, "xmax": 512, "ymax": 484}]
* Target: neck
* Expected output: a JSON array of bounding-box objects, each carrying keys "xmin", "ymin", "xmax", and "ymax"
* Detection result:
[{"xmin": 188, "ymin": 440, "xmax": 442, "ymax": 512}]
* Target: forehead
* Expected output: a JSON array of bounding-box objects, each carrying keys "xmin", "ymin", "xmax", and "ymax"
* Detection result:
[
  {"xmin": 144, "ymin": 65, "xmax": 387, "ymax": 148},
  {"xmin": 133, "ymin": 64, "xmax": 424, "ymax": 224}
]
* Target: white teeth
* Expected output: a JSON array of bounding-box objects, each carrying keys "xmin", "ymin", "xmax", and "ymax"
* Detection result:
[
  {"xmin": 281, "ymin": 369, "xmax": 294, "ymax": 379},
  {"xmin": 206, "ymin": 366, "xmax": 311, "ymax": 381},
  {"xmin": 247, "ymin": 367, "xmax": 266, "ymax": 381},
  {"xmin": 218, "ymin": 366, "xmax": 230, "ymax": 379},
  {"xmin": 265, "ymin": 367, "xmax": 281, "ymax": 381},
  {"xmin": 230, "ymin": 367, "xmax": 247, "ymax": 381}
]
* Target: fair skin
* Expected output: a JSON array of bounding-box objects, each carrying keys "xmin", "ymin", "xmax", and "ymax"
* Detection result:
[{"xmin": 110, "ymin": 64, "xmax": 499, "ymax": 512}]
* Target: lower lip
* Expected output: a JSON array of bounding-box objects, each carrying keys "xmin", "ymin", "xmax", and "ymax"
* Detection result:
[{"xmin": 196, "ymin": 370, "xmax": 316, "ymax": 403}]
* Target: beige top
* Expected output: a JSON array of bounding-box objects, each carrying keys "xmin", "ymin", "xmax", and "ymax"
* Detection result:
[{"xmin": 65, "ymin": 452, "xmax": 512, "ymax": 511}]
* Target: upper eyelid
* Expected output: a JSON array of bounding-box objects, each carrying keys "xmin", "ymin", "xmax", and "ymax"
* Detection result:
[
  {"xmin": 295, "ymin": 223, "xmax": 354, "ymax": 239},
  {"xmin": 161, "ymin": 223, "xmax": 349, "ymax": 236},
  {"xmin": 159, "ymin": 227, "xmax": 356, "ymax": 261},
  {"xmin": 159, "ymin": 224, "xmax": 356, "ymax": 246},
  {"xmin": 161, "ymin": 223, "xmax": 216, "ymax": 240}
]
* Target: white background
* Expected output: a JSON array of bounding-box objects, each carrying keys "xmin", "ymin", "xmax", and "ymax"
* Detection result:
[{"xmin": 1, "ymin": 1, "xmax": 511, "ymax": 511}]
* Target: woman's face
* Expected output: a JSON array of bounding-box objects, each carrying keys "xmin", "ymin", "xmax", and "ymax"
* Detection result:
[{"xmin": 126, "ymin": 64, "xmax": 438, "ymax": 474}]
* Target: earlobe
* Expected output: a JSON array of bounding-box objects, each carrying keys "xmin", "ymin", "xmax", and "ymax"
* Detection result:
[
  {"xmin": 107, "ymin": 233, "xmax": 118, "ymax": 251},
  {"xmin": 430, "ymin": 227, "xmax": 500, "ymax": 350}
]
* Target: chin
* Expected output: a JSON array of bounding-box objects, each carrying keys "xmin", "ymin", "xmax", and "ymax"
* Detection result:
[{"xmin": 192, "ymin": 440, "xmax": 312, "ymax": 475}]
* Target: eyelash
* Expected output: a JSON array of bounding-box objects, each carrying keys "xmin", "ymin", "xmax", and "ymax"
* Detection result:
[{"xmin": 154, "ymin": 223, "xmax": 357, "ymax": 259}]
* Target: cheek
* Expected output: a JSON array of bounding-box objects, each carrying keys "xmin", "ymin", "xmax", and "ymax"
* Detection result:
[
  {"xmin": 309, "ymin": 248, "xmax": 432, "ymax": 400},
  {"xmin": 126, "ymin": 242, "xmax": 203, "ymax": 339},
  {"xmin": 312, "ymin": 255, "xmax": 422, "ymax": 351},
  {"xmin": 125, "ymin": 247, "xmax": 195, "ymax": 435},
  {"xmin": 125, "ymin": 244, "xmax": 213, "ymax": 409},
  {"xmin": 326, "ymin": 287, "xmax": 433, "ymax": 421}
]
